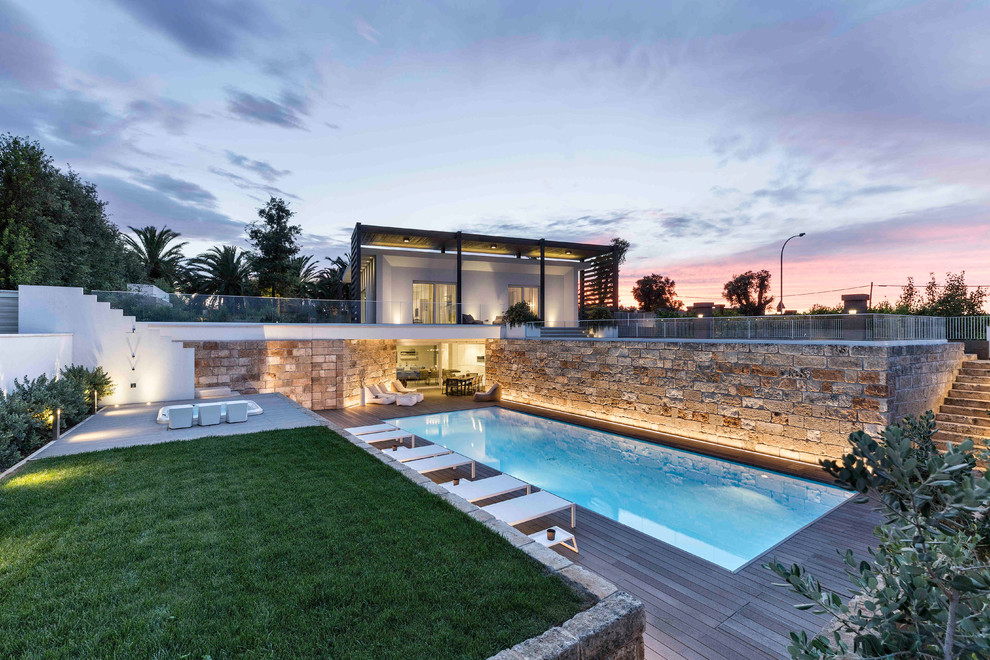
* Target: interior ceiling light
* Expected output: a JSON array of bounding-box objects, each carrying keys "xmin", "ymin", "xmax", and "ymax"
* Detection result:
[
  {"xmin": 403, "ymin": 236, "xmax": 410, "ymax": 243},
  {"xmin": 490, "ymin": 243, "xmax": 498, "ymax": 249}
]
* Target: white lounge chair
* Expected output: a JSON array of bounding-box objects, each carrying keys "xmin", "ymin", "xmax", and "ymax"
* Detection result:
[
  {"xmin": 364, "ymin": 386, "xmax": 395, "ymax": 405},
  {"xmin": 360, "ymin": 429, "xmax": 416, "ymax": 447},
  {"xmin": 345, "ymin": 423, "xmax": 397, "ymax": 435},
  {"xmin": 226, "ymin": 401, "xmax": 249, "ymax": 423},
  {"xmin": 386, "ymin": 444, "xmax": 451, "ymax": 462},
  {"xmin": 440, "ymin": 474, "xmax": 530, "ymax": 503},
  {"xmin": 168, "ymin": 404, "xmax": 194, "ymax": 430},
  {"xmin": 482, "ymin": 490, "xmax": 576, "ymax": 528},
  {"xmin": 406, "ymin": 452, "xmax": 475, "ymax": 478},
  {"xmin": 390, "ymin": 380, "xmax": 424, "ymax": 403},
  {"xmin": 198, "ymin": 402, "xmax": 222, "ymax": 426}
]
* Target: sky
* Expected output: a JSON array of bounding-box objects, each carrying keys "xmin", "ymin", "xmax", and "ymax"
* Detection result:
[{"xmin": 2, "ymin": 0, "xmax": 989, "ymax": 309}]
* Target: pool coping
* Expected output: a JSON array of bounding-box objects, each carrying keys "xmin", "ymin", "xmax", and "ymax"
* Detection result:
[{"xmin": 315, "ymin": 408, "xmax": 647, "ymax": 660}]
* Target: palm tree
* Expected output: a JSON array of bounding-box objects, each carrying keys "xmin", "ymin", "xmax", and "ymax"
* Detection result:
[
  {"xmin": 312, "ymin": 256, "xmax": 351, "ymax": 300},
  {"xmin": 289, "ymin": 254, "xmax": 320, "ymax": 297},
  {"xmin": 190, "ymin": 246, "xmax": 253, "ymax": 295},
  {"xmin": 123, "ymin": 226, "xmax": 188, "ymax": 284}
]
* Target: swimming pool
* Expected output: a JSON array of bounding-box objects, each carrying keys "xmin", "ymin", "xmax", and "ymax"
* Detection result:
[{"xmin": 388, "ymin": 408, "xmax": 852, "ymax": 571}]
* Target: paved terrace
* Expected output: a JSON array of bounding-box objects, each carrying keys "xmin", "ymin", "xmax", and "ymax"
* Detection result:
[
  {"xmin": 32, "ymin": 393, "xmax": 323, "ymax": 458},
  {"xmin": 320, "ymin": 389, "xmax": 881, "ymax": 660}
]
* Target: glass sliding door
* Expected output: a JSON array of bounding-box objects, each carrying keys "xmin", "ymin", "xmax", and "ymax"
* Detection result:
[
  {"xmin": 508, "ymin": 285, "xmax": 540, "ymax": 316},
  {"xmin": 413, "ymin": 282, "xmax": 457, "ymax": 324}
]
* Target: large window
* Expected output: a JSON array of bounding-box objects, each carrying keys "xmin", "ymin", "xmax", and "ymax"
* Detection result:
[
  {"xmin": 508, "ymin": 285, "xmax": 540, "ymax": 317},
  {"xmin": 413, "ymin": 282, "xmax": 457, "ymax": 324}
]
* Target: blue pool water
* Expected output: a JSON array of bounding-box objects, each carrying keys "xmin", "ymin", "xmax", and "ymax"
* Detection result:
[{"xmin": 388, "ymin": 408, "xmax": 851, "ymax": 571}]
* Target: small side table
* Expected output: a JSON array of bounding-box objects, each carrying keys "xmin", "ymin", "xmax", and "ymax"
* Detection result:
[{"xmin": 528, "ymin": 526, "xmax": 578, "ymax": 553}]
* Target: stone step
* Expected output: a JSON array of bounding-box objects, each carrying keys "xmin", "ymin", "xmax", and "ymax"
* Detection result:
[
  {"xmin": 960, "ymin": 363, "xmax": 990, "ymax": 374},
  {"xmin": 935, "ymin": 420, "xmax": 990, "ymax": 439},
  {"xmin": 962, "ymin": 359, "xmax": 990, "ymax": 369},
  {"xmin": 954, "ymin": 374, "xmax": 990, "ymax": 386},
  {"xmin": 949, "ymin": 383, "xmax": 990, "ymax": 396},
  {"xmin": 935, "ymin": 412, "xmax": 990, "ymax": 429},
  {"xmin": 195, "ymin": 386, "xmax": 239, "ymax": 399},
  {"xmin": 933, "ymin": 430, "xmax": 989, "ymax": 450},
  {"xmin": 940, "ymin": 404, "xmax": 990, "ymax": 418}
]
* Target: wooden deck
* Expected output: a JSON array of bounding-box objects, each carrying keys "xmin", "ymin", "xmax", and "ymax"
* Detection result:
[{"xmin": 318, "ymin": 390, "xmax": 880, "ymax": 660}]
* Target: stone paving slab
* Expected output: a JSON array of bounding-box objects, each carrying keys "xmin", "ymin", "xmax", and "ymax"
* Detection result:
[{"xmin": 31, "ymin": 393, "xmax": 322, "ymax": 458}]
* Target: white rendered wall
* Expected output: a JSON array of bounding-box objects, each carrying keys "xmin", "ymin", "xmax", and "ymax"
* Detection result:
[
  {"xmin": 18, "ymin": 286, "xmax": 195, "ymax": 405},
  {"xmin": 148, "ymin": 322, "xmax": 500, "ymax": 342},
  {"xmin": 0, "ymin": 333, "xmax": 73, "ymax": 394},
  {"xmin": 369, "ymin": 249, "xmax": 581, "ymax": 324}
]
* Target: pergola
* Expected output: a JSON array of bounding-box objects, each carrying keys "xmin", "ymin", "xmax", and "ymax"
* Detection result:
[{"xmin": 349, "ymin": 224, "xmax": 620, "ymax": 322}]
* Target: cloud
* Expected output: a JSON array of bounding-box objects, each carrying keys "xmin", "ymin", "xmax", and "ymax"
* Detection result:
[
  {"xmin": 224, "ymin": 150, "xmax": 290, "ymax": 182},
  {"xmin": 209, "ymin": 167, "xmax": 300, "ymax": 200},
  {"xmin": 136, "ymin": 173, "xmax": 217, "ymax": 207},
  {"xmin": 126, "ymin": 98, "xmax": 196, "ymax": 135},
  {"xmin": 354, "ymin": 18, "xmax": 381, "ymax": 44},
  {"xmin": 110, "ymin": 0, "xmax": 274, "ymax": 59},
  {"xmin": 226, "ymin": 88, "xmax": 310, "ymax": 129},
  {"xmin": 0, "ymin": 0, "xmax": 58, "ymax": 89},
  {"xmin": 93, "ymin": 174, "xmax": 244, "ymax": 241}
]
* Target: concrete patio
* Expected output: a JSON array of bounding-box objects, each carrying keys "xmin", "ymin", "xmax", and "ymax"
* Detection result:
[{"xmin": 32, "ymin": 393, "xmax": 323, "ymax": 459}]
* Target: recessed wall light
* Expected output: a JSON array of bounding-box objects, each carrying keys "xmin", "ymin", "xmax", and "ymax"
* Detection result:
[
  {"xmin": 565, "ymin": 250, "xmax": 572, "ymax": 255},
  {"xmin": 403, "ymin": 237, "xmax": 410, "ymax": 243},
  {"xmin": 490, "ymin": 243, "xmax": 498, "ymax": 249}
]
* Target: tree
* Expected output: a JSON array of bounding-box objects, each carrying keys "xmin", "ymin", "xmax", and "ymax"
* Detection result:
[
  {"xmin": 312, "ymin": 256, "xmax": 351, "ymax": 300},
  {"xmin": 247, "ymin": 197, "xmax": 301, "ymax": 297},
  {"xmin": 123, "ymin": 226, "xmax": 188, "ymax": 285},
  {"xmin": 190, "ymin": 245, "xmax": 253, "ymax": 295},
  {"xmin": 766, "ymin": 414, "xmax": 990, "ymax": 660},
  {"xmin": 289, "ymin": 254, "xmax": 320, "ymax": 297},
  {"xmin": 897, "ymin": 273, "xmax": 986, "ymax": 316},
  {"xmin": 723, "ymin": 269, "xmax": 774, "ymax": 316},
  {"xmin": 632, "ymin": 274, "xmax": 682, "ymax": 312},
  {"xmin": 0, "ymin": 133, "xmax": 133, "ymax": 290},
  {"xmin": 502, "ymin": 301, "xmax": 540, "ymax": 327}
]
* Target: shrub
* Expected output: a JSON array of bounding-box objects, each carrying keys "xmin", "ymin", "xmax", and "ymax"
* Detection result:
[
  {"xmin": 765, "ymin": 412, "xmax": 990, "ymax": 660},
  {"xmin": 502, "ymin": 301, "xmax": 540, "ymax": 327},
  {"xmin": 60, "ymin": 365, "xmax": 115, "ymax": 409},
  {"xmin": 0, "ymin": 367, "xmax": 109, "ymax": 471}
]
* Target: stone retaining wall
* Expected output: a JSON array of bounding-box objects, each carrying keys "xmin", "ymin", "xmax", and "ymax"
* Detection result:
[
  {"xmin": 486, "ymin": 339, "xmax": 964, "ymax": 463},
  {"xmin": 182, "ymin": 339, "xmax": 397, "ymax": 409}
]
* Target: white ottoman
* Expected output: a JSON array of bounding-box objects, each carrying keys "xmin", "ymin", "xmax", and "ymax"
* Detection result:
[{"xmin": 395, "ymin": 394, "xmax": 419, "ymax": 406}]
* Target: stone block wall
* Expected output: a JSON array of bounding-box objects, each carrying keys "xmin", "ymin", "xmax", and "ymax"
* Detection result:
[
  {"xmin": 183, "ymin": 339, "xmax": 396, "ymax": 409},
  {"xmin": 486, "ymin": 339, "xmax": 964, "ymax": 463}
]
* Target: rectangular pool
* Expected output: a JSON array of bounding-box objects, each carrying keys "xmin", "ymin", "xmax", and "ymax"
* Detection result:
[{"xmin": 388, "ymin": 408, "xmax": 851, "ymax": 571}]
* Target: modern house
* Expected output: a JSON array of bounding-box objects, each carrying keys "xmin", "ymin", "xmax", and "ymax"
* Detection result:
[{"xmin": 347, "ymin": 223, "xmax": 620, "ymax": 325}]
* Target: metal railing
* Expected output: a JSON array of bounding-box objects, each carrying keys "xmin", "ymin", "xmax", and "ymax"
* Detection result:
[
  {"xmin": 945, "ymin": 316, "xmax": 990, "ymax": 340},
  {"xmin": 90, "ymin": 291, "xmax": 504, "ymax": 325},
  {"xmin": 526, "ymin": 314, "xmax": 950, "ymax": 342}
]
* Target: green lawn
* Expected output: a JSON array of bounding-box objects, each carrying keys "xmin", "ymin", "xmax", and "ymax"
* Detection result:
[{"xmin": 0, "ymin": 427, "xmax": 585, "ymax": 659}]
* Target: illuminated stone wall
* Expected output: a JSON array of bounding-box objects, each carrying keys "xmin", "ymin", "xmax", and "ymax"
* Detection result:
[
  {"xmin": 486, "ymin": 339, "xmax": 964, "ymax": 463},
  {"xmin": 183, "ymin": 339, "xmax": 396, "ymax": 410}
]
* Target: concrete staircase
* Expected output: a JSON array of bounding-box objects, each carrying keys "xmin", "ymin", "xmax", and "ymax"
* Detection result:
[
  {"xmin": 539, "ymin": 326, "xmax": 593, "ymax": 339},
  {"xmin": 934, "ymin": 356, "xmax": 990, "ymax": 449}
]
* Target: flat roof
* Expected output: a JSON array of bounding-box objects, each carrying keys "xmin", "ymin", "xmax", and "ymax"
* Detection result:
[{"xmin": 354, "ymin": 224, "xmax": 613, "ymax": 261}]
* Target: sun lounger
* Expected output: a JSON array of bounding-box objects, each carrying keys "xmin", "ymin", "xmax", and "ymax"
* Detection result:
[
  {"xmin": 386, "ymin": 444, "xmax": 451, "ymax": 462},
  {"xmin": 406, "ymin": 452, "xmax": 475, "ymax": 478},
  {"xmin": 473, "ymin": 383, "xmax": 500, "ymax": 402},
  {"xmin": 345, "ymin": 423, "xmax": 397, "ymax": 436},
  {"xmin": 482, "ymin": 490, "xmax": 576, "ymax": 528},
  {"xmin": 440, "ymin": 474, "xmax": 530, "ymax": 503},
  {"xmin": 390, "ymin": 380, "xmax": 424, "ymax": 403},
  {"xmin": 365, "ymin": 386, "xmax": 395, "ymax": 405},
  {"xmin": 168, "ymin": 404, "xmax": 194, "ymax": 429},
  {"xmin": 359, "ymin": 429, "xmax": 415, "ymax": 446},
  {"xmin": 197, "ymin": 402, "xmax": 222, "ymax": 426}
]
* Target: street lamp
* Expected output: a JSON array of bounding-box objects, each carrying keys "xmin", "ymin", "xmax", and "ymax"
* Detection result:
[{"xmin": 777, "ymin": 232, "xmax": 805, "ymax": 313}]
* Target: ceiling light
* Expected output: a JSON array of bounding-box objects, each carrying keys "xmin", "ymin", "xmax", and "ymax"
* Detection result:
[
  {"xmin": 490, "ymin": 243, "xmax": 497, "ymax": 249},
  {"xmin": 565, "ymin": 250, "xmax": 572, "ymax": 255},
  {"xmin": 403, "ymin": 236, "xmax": 410, "ymax": 243}
]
